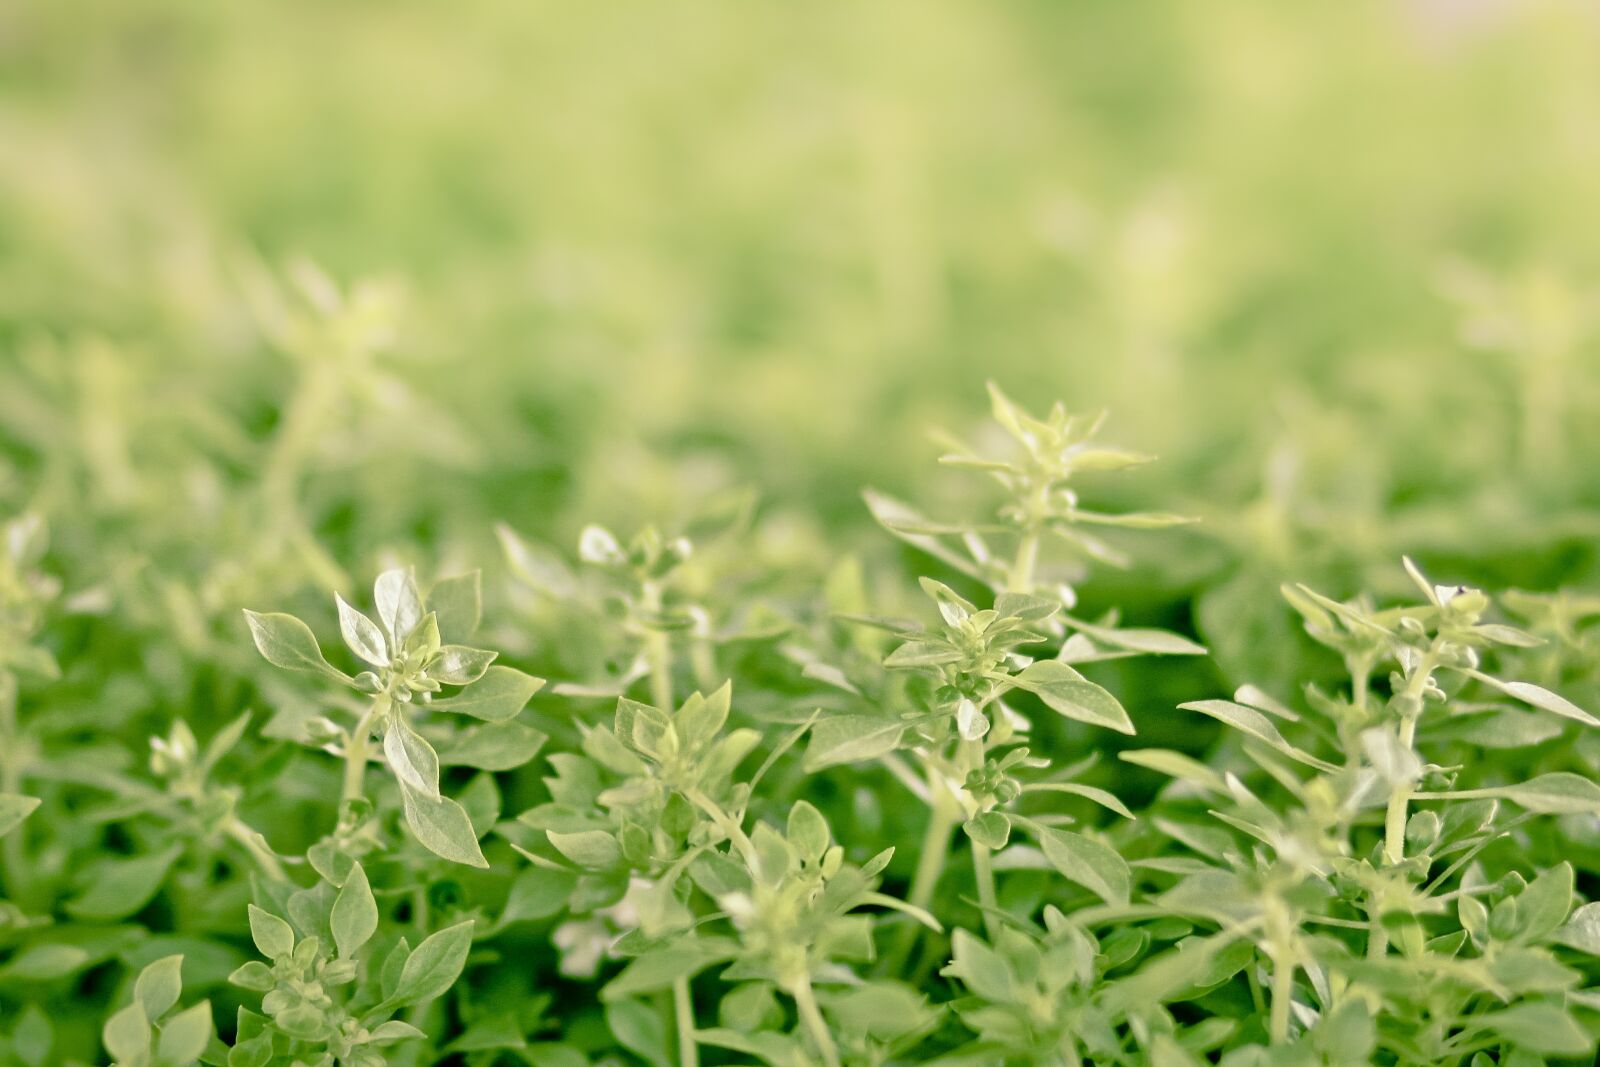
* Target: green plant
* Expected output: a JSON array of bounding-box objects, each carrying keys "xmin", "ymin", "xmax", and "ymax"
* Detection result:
[{"xmin": 5, "ymin": 381, "xmax": 1600, "ymax": 1067}]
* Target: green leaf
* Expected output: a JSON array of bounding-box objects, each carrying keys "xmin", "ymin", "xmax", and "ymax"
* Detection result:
[
  {"xmin": 0, "ymin": 793, "xmax": 41, "ymax": 837},
  {"xmin": 1440, "ymin": 773, "xmax": 1600, "ymax": 815},
  {"xmin": 384, "ymin": 716, "xmax": 441, "ymax": 799},
  {"xmin": 445, "ymin": 1013, "xmax": 524, "ymax": 1052},
  {"xmin": 1119, "ymin": 749, "xmax": 1227, "ymax": 793},
  {"xmin": 429, "ymin": 665, "xmax": 545, "ymax": 721},
  {"xmin": 431, "ymin": 644, "xmax": 497, "ymax": 686},
  {"xmin": 1011, "ymin": 661, "xmax": 1135, "ymax": 734},
  {"xmin": 1471, "ymin": 1001, "xmax": 1592, "ymax": 1056},
  {"xmin": 1027, "ymin": 782, "xmax": 1135, "ymax": 819},
  {"xmin": 374, "ymin": 568, "xmax": 425, "ymax": 646},
  {"xmin": 11, "ymin": 1001, "xmax": 52, "ymax": 1066},
  {"xmin": 391, "ymin": 920, "xmax": 475, "ymax": 1008},
  {"xmin": 548, "ymin": 829, "xmax": 622, "ymax": 870},
  {"xmin": 1460, "ymin": 669, "xmax": 1600, "ymax": 727},
  {"xmin": 603, "ymin": 940, "xmax": 736, "ymax": 1000},
  {"xmin": 369, "ymin": 1020, "xmax": 429, "ymax": 1047},
  {"xmin": 332, "ymin": 862, "xmax": 378, "ymax": 959},
  {"xmin": 1039, "ymin": 827, "xmax": 1131, "ymax": 905},
  {"xmin": 786, "ymin": 801, "xmax": 830, "ymax": 863},
  {"xmin": 942, "ymin": 929, "xmax": 1012, "ymax": 1001},
  {"xmin": 336, "ymin": 593, "xmax": 388, "ymax": 667},
  {"xmin": 0, "ymin": 944, "xmax": 91, "ymax": 981},
  {"xmin": 156, "ymin": 1000, "xmax": 213, "ymax": 1066},
  {"xmin": 884, "ymin": 640, "xmax": 962, "ymax": 668},
  {"xmin": 1554, "ymin": 902, "xmax": 1600, "ymax": 955},
  {"xmin": 1180, "ymin": 699, "xmax": 1337, "ymax": 771},
  {"xmin": 802, "ymin": 714, "xmax": 907, "ymax": 770},
  {"xmin": 102, "ymin": 1002, "xmax": 150, "ymax": 1065},
  {"xmin": 606, "ymin": 998, "xmax": 671, "ymax": 1067},
  {"xmin": 1515, "ymin": 863, "xmax": 1574, "ymax": 943},
  {"xmin": 134, "ymin": 955, "xmax": 185, "ymax": 1020},
  {"xmin": 242, "ymin": 610, "xmax": 351, "ymax": 684},
  {"xmin": 400, "ymin": 783, "xmax": 489, "ymax": 868},
  {"xmin": 246, "ymin": 905, "xmax": 295, "ymax": 959},
  {"xmin": 429, "ymin": 571, "xmax": 483, "ymax": 643},
  {"xmin": 65, "ymin": 846, "xmax": 181, "ymax": 921},
  {"xmin": 438, "ymin": 720, "xmax": 547, "ymax": 771},
  {"xmin": 496, "ymin": 524, "xmax": 580, "ymax": 599},
  {"xmin": 1064, "ymin": 616, "xmax": 1206, "ymax": 656},
  {"xmin": 964, "ymin": 811, "xmax": 1011, "ymax": 850},
  {"xmin": 495, "ymin": 867, "xmax": 578, "ymax": 930}
]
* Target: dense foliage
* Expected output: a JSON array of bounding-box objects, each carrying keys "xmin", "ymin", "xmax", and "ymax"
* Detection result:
[
  {"xmin": 4, "ymin": 379, "xmax": 1600, "ymax": 1065},
  {"xmin": 6, "ymin": 2, "xmax": 1600, "ymax": 1064}
]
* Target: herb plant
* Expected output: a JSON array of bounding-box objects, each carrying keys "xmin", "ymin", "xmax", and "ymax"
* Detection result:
[{"xmin": 3, "ymin": 382, "xmax": 1600, "ymax": 1067}]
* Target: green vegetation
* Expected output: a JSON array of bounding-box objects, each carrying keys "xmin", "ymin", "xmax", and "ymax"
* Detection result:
[{"xmin": 3, "ymin": 2, "xmax": 1600, "ymax": 1064}]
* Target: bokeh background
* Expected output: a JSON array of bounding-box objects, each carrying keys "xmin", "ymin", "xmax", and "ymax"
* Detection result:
[{"xmin": 3, "ymin": 0, "xmax": 1600, "ymax": 702}]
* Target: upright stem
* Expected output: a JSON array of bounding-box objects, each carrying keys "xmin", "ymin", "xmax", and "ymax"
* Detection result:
[
  {"xmin": 1382, "ymin": 715, "xmax": 1419, "ymax": 866},
  {"xmin": 0, "ymin": 672, "xmax": 24, "ymax": 898},
  {"xmin": 1371, "ymin": 661, "xmax": 1430, "ymax": 959},
  {"xmin": 1008, "ymin": 485, "xmax": 1048, "ymax": 594},
  {"xmin": 1269, "ymin": 950, "xmax": 1294, "ymax": 1044},
  {"xmin": 1010, "ymin": 527, "xmax": 1040, "ymax": 594},
  {"xmin": 674, "ymin": 976, "xmax": 700, "ymax": 1067},
  {"xmin": 791, "ymin": 974, "xmax": 841, "ymax": 1067},
  {"xmin": 959, "ymin": 737, "xmax": 1001, "ymax": 940},
  {"xmin": 642, "ymin": 582, "xmax": 674, "ymax": 710},
  {"xmin": 906, "ymin": 778, "xmax": 958, "ymax": 912},
  {"xmin": 1267, "ymin": 901, "xmax": 1295, "ymax": 1044},
  {"xmin": 343, "ymin": 693, "xmax": 389, "ymax": 807},
  {"xmin": 971, "ymin": 838, "xmax": 1000, "ymax": 940},
  {"xmin": 225, "ymin": 817, "xmax": 288, "ymax": 882}
]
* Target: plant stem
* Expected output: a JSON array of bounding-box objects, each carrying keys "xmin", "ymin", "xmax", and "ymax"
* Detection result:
[
  {"xmin": 1267, "ymin": 901, "xmax": 1295, "ymax": 1044},
  {"xmin": 686, "ymin": 788, "xmax": 757, "ymax": 867},
  {"xmin": 1269, "ymin": 952, "xmax": 1294, "ymax": 1044},
  {"xmin": 1381, "ymin": 714, "xmax": 1418, "ymax": 866},
  {"xmin": 955, "ymin": 737, "xmax": 1002, "ymax": 940},
  {"xmin": 886, "ymin": 765, "xmax": 958, "ymax": 971},
  {"xmin": 674, "ymin": 976, "xmax": 699, "ymax": 1067},
  {"xmin": 906, "ymin": 790, "xmax": 956, "ymax": 915},
  {"xmin": 791, "ymin": 974, "xmax": 841, "ymax": 1067},
  {"xmin": 0, "ymin": 672, "xmax": 26, "ymax": 900},
  {"xmin": 225, "ymin": 817, "xmax": 289, "ymax": 882},
  {"xmin": 642, "ymin": 581, "xmax": 674, "ymax": 710},
  {"xmin": 1371, "ymin": 662, "xmax": 1429, "ymax": 959},
  {"xmin": 343, "ymin": 693, "xmax": 389, "ymax": 807},
  {"xmin": 1008, "ymin": 486, "xmax": 1048, "ymax": 593},
  {"xmin": 971, "ymin": 838, "xmax": 1000, "ymax": 940}
]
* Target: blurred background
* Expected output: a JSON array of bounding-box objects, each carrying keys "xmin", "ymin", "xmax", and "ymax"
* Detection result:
[{"xmin": 2, "ymin": 0, "xmax": 1600, "ymax": 678}]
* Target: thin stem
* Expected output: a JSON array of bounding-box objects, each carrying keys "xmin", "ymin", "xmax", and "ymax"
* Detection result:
[
  {"xmin": 1267, "ymin": 900, "xmax": 1296, "ymax": 1044},
  {"xmin": 1007, "ymin": 485, "xmax": 1048, "ymax": 593},
  {"xmin": 225, "ymin": 817, "xmax": 289, "ymax": 882},
  {"xmin": 906, "ymin": 794, "xmax": 956, "ymax": 915},
  {"xmin": 343, "ymin": 693, "xmax": 389, "ymax": 807},
  {"xmin": 690, "ymin": 635, "xmax": 717, "ymax": 693},
  {"xmin": 686, "ymin": 788, "xmax": 756, "ymax": 867},
  {"xmin": 957, "ymin": 737, "xmax": 1001, "ymax": 940},
  {"xmin": 1371, "ymin": 661, "xmax": 1430, "ymax": 959},
  {"xmin": 0, "ymin": 671, "xmax": 25, "ymax": 899},
  {"xmin": 674, "ymin": 976, "xmax": 700, "ymax": 1067},
  {"xmin": 971, "ymin": 838, "xmax": 1000, "ymax": 940},
  {"xmin": 1269, "ymin": 952, "xmax": 1294, "ymax": 1044},
  {"xmin": 885, "ymin": 764, "xmax": 958, "ymax": 971},
  {"xmin": 791, "ymin": 974, "xmax": 841, "ymax": 1067},
  {"xmin": 1381, "ymin": 715, "xmax": 1419, "ymax": 866},
  {"xmin": 642, "ymin": 581, "xmax": 674, "ymax": 710}
]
